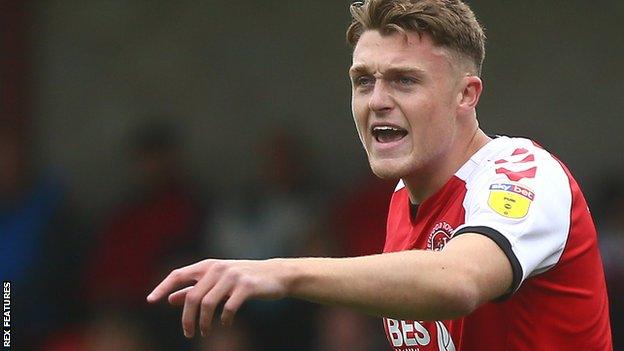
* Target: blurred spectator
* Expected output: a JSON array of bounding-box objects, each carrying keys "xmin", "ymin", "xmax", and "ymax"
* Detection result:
[
  {"xmin": 203, "ymin": 131, "xmax": 323, "ymax": 351},
  {"xmin": 83, "ymin": 122, "xmax": 203, "ymax": 350},
  {"xmin": 595, "ymin": 176, "xmax": 624, "ymax": 348},
  {"xmin": 309, "ymin": 173, "xmax": 395, "ymax": 350},
  {"xmin": 194, "ymin": 321, "xmax": 252, "ymax": 351},
  {"xmin": 207, "ymin": 131, "xmax": 324, "ymax": 260},
  {"xmin": 85, "ymin": 122, "xmax": 202, "ymax": 305},
  {"xmin": 84, "ymin": 309, "xmax": 152, "ymax": 351},
  {"xmin": 0, "ymin": 121, "xmax": 82, "ymax": 350},
  {"xmin": 43, "ymin": 309, "xmax": 153, "ymax": 351},
  {"xmin": 313, "ymin": 307, "xmax": 386, "ymax": 351},
  {"xmin": 330, "ymin": 174, "xmax": 395, "ymax": 257}
]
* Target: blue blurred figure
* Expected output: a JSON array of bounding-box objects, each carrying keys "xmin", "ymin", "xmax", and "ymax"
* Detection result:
[{"xmin": 0, "ymin": 121, "xmax": 81, "ymax": 350}]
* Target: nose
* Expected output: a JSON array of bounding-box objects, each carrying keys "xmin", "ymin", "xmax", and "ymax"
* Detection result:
[{"xmin": 368, "ymin": 80, "xmax": 393, "ymax": 114}]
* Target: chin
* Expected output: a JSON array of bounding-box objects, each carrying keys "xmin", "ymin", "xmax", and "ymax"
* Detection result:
[{"xmin": 369, "ymin": 158, "xmax": 414, "ymax": 180}]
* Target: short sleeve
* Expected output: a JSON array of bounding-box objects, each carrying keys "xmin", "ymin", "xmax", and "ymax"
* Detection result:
[{"xmin": 454, "ymin": 145, "xmax": 572, "ymax": 295}]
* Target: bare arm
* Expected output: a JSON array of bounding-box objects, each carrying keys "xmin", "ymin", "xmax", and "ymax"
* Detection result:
[{"xmin": 147, "ymin": 233, "xmax": 512, "ymax": 338}]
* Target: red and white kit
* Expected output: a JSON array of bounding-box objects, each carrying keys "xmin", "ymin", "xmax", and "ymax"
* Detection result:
[{"xmin": 383, "ymin": 136, "xmax": 612, "ymax": 350}]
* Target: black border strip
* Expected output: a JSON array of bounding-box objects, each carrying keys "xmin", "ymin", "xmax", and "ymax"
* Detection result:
[{"xmin": 454, "ymin": 226, "xmax": 523, "ymax": 301}]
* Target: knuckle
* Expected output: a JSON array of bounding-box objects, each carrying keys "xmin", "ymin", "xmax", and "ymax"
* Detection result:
[
  {"xmin": 186, "ymin": 291, "xmax": 202, "ymax": 304},
  {"xmin": 238, "ymin": 276, "xmax": 255, "ymax": 290},
  {"xmin": 211, "ymin": 261, "xmax": 226, "ymax": 274},
  {"xmin": 169, "ymin": 269, "xmax": 180, "ymax": 279},
  {"xmin": 200, "ymin": 295, "xmax": 216, "ymax": 309},
  {"xmin": 224, "ymin": 268, "xmax": 241, "ymax": 281}
]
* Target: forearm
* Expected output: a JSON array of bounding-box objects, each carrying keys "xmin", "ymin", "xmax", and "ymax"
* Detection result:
[
  {"xmin": 282, "ymin": 250, "xmax": 480, "ymax": 321},
  {"xmin": 147, "ymin": 234, "xmax": 510, "ymax": 337}
]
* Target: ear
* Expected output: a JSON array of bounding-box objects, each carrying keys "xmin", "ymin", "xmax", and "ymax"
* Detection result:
[{"xmin": 456, "ymin": 75, "xmax": 483, "ymax": 113}]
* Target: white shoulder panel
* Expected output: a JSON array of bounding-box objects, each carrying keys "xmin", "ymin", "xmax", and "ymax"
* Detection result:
[{"xmin": 456, "ymin": 137, "xmax": 572, "ymax": 290}]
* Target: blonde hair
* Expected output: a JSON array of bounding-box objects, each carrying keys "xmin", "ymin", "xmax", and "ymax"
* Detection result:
[{"xmin": 346, "ymin": 0, "xmax": 486, "ymax": 75}]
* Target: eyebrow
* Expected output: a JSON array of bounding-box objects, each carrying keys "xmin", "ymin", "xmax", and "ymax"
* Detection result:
[{"xmin": 348, "ymin": 64, "xmax": 426, "ymax": 78}]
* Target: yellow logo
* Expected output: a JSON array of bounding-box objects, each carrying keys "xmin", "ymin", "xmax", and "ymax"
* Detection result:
[{"xmin": 487, "ymin": 183, "xmax": 534, "ymax": 219}]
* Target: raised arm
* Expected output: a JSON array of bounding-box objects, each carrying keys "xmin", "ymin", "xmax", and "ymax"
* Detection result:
[{"xmin": 147, "ymin": 233, "xmax": 512, "ymax": 338}]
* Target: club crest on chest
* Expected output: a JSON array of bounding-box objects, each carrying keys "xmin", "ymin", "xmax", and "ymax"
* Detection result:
[{"xmin": 426, "ymin": 221, "xmax": 455, "ymax": 251}]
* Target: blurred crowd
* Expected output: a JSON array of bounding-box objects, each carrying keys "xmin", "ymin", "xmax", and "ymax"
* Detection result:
[
  {"xmin": 2, "ymin": 119, "xmax": 393, "ymax": 351},
  {"xmin": 1, "ymin": 119, "xmax": 622, "ymax": 350}
]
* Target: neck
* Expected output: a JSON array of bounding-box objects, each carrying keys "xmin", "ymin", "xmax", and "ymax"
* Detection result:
[{"xmin": 403, "ymin": 128, "xmax": 490, "ymax": 204}]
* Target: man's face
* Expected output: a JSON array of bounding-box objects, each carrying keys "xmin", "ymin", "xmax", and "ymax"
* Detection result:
[{"xmin": 350, "ymin": 30, "xmax": 463, "ymax": 180}]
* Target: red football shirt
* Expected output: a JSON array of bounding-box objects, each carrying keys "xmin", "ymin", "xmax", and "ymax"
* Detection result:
[{"xmin": 382, "ymin": 136, "xmax": 612, "ymax": 350}]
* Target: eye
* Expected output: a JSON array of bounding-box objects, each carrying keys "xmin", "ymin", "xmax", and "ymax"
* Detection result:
[
  {"xmin": 354, "ymin": 75, "xmax": 375, "ymax": 87},
  {"xmin": 397, "ymin": 76, "xmax": 417, "ymax": 86}
]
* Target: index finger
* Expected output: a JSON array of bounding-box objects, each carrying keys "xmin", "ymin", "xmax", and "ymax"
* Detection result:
[{"xmin": 147, "ymin": 260, "xmax": 208, "ymax": 302}]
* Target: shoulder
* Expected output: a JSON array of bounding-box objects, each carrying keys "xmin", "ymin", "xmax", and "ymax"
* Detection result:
[
  {"xmin": 463, "ymin": 136, "xmax": 570, "ymax": 194},
  {"xmin": 460, "ymin": 136, "xmax": 572, "ymax": 222},
  {"xmin": 455, "ymin": 137, "xmax": 575, "ymax": 290}
]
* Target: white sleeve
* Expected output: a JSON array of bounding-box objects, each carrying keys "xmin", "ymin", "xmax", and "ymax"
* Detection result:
[{"xmin": 454, "ymin": 146, "xmax": 572, "ymax": 295}]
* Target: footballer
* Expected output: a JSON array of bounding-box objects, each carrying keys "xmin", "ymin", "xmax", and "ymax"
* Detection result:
[{"xmin": 148, "ymin": 1, "xmax": 613, "ymax": 349}]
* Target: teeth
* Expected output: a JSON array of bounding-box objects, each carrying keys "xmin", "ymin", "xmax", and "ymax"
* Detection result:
[
  {"xmin": 371, "ymin": 125, "xmax": 408, "ymax": 143},
  {"xmin": 373, "ymin": 126, "xmax": 402, "ymax": 132}
]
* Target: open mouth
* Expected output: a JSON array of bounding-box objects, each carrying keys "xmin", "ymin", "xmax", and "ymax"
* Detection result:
[{"xmin": 372, "ymin": 126, "xmax": 408, "ymax": 143}]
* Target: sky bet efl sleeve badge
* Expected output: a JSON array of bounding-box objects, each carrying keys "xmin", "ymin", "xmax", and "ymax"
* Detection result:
[{"xmin": 487, "ymin": 183, "xmax": 535, "ymax": 219}]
